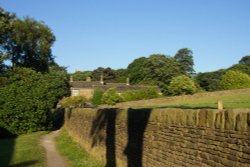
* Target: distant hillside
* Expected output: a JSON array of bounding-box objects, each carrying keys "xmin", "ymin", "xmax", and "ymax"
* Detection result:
[{"xmin": 115, "ymin": 88, "xmax": 250, "ymax": 109}]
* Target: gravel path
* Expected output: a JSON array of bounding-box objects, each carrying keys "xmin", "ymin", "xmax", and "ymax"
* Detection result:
[{"xmin": 41, "ymin": 130, "xmax": 67, "ymax": 167}]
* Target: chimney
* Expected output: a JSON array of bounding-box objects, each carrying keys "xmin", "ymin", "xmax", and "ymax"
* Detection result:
[
  {"xmin": 86, "ymin": 76, "xmax": 91, "ymax": 82},
  {"xmin": 70, "ymin": 76, "xmax": 73, "ymax": 82},
  {"xmin": 100, "ymin": 74, "xmax": 104, "ymax": 85},
  {"xmin": 126, "ymin": 77, "xmax": 130, "ymax": 86}
]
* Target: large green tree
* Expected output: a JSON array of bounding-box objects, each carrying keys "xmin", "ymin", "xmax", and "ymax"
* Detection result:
[
  {"xmin": 174, "ymin": 48, "xmax": 195, "ymax": 75},
  {"xmin": 0, "ymin": 7, "xmax": 55, "ymax": 72},
  {"xmin": 128, "ymin": 54, "xmax": 181, "ymax": 95},
  {"xmin": 91, "ymin": 67, "xmax": 116, "ymax": 82}
]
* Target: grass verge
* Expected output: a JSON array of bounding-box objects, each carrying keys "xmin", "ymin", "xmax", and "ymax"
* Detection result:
[
  {"xmin": 55, "ymin": 128, "xmax": 103, "ymax": 167},
  {"xmin": 115, "ymin": 88, "xmax": 250, "ymax": 109},
  {"xmin": 0, "ymin": 131, "xmax": 47, "ymax": 167}
]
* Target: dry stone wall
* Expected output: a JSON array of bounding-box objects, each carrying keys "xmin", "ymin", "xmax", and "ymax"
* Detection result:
[{"xmin": 64, "ymin": 108, "xmax": 250, "ymax": 167}]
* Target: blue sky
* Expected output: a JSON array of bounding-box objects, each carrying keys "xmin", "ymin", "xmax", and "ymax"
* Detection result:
[{"xmin": 1, "ymin": 0, "xmax": 250, "ymax": 73}]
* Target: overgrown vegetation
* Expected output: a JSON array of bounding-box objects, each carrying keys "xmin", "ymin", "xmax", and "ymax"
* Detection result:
[
  {"xmin": 59, "ymin": 96, "xmax": 87, "ymax": 108},
  {"xmin": 121, "ymin": 87, "xmax": 160, "ymax": 101},
  {"xmin": 55, "ymin": 129, "xmax": 103, "ymax": 167},
  {"xmin": 0, "ymin": 131, "xmax": 47, "ymax": 167},
  {"xmin": 91, "ymin": 89, "xmax": 105, "ymax": 106},
  {"xmin": 0, "ymin": 7, "xmax": 69, "ymax": 136}
]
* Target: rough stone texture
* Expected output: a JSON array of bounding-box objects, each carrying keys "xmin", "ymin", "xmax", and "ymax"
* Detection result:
[{"xmin": 65, "ymin": 108, "xmax": 250, "ymax": 167}]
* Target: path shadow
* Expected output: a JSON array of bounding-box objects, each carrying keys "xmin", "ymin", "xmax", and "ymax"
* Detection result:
[
  {"xmin": 124, "ymin": 108, "xmax": 151, "ymax": 167},
  {"xmin": 9, "ymin": 160, "xmax": 39, "ymax": 167},
  {"xmin": 51, "ymin": 108, "xmax": 65, "ymax": 130},
  {"xmin": 0, "ymin": 126, "xmax": 15, "ymax": 167},
  {"xmin": 90, "ymin": 108, "xmax": 118, "ymax": 167}
]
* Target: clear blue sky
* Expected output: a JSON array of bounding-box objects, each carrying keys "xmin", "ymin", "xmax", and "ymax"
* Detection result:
[{"xmin": 1, "ymin": 0, "xmax": 250, "ymax": 73}]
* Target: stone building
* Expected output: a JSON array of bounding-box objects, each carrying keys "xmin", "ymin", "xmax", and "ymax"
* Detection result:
[{"xmin": 70, "ymin": 76, "xmax": 157, "ymax": 99}]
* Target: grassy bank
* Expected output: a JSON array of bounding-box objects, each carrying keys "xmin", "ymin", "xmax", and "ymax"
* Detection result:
[
  {"xmin": 115, "ymin": 88, "xmax": 250, "ymax": 109},
  {"xmin": 55, "ymin": 129, "xmax": 103, "ymax": 167},
  {"xmin": 0, "ymin": 131, "xmax": 47, "ymax": 167}
]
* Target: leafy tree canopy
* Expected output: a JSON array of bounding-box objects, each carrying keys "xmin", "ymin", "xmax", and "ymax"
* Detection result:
[
  {"xmin": 168, "ymin": 75, "xmax": 197, "ymax": 95},
  {"xmin": 0, "ymin": 7, "xmax": 55, "ymax": 72},
  {"xmin": 239, "ymin": 55, "xmax": 250, "ymax": 66},
  {"xmin": 220, "ymin": 70, "xmax": 250, "ymax": 90},
  {"xmin": 174, "ymin": 48, "xmax": 195, "ymax": 75}
]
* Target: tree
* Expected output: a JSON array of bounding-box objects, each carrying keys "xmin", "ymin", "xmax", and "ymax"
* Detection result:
[
  {"xmin": 195, "ymin": 69, "xmax": 226, "ymax": 91},
  {"xmin": 127, "ymin": 57, "xmax": 148, "ymax": 84},
  {"xmin": 220, "ymin": 70, "xmax": 250, "ymax": 90},
  {"xmin": 128, "ymin": 54, "xmax": 181, "ymax": 95},
  {"xmin": 174, "ymin": 48, "xmax": 195, "ymax": 75},
  {"xmin": 91, "ymin": 67, "xmax": 116, "ymax": 82},
  {"xmin": 239, "ymin": 55, "xmax": 250, "ymax": 66},
  {"xmin": 168, "ymin": 75, "xmax": 197, "ymax": 95},
  {"xmin": 71, "ymin": 70, "xmax": 92, "ymax": 81},
  {"xmin": 114, "ymin": 68, "xmax": 128, "ymax": 83},
  {"xmin": 228, "ymin": 64, "xmax": 250, "ymax": 76},
  {"xmin": 0, "ymin": 7, "xmax": 55, "ymax": 72}
]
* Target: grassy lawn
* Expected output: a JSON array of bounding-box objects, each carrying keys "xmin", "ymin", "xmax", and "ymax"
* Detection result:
[
  {"xmin": 115, "ymin": 88, "xmax": 250, "ymax": 109},
  {"xmin": 0, "ymin": 131, "xmax": 47, "ymax": 167},
  {"xmin": 55, "ymin": 129, "xmax": 103, "ymax": 167}
]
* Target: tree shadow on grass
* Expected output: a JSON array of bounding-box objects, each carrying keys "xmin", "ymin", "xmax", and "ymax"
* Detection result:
[{"xmin": 0, "ymin": 127, "xmax": 15, "ymax": 167}]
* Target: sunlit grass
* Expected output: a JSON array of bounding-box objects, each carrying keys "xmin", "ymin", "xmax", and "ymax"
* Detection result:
[
  {"xmin": 55, "ymin": 129, "xmax": 103, "ymax": 167},
  {"xmin": 115, "ymin": 88, "xmax": 250, "ymax": 109},
  {"xmin": 0, "ymin": 131, "xmax": 47, "ymax": 167}
]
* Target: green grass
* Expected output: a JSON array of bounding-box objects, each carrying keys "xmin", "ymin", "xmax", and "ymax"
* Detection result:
[
  {"xmin": 115, "ymin": 88, "xmax": 250, "ymax": 109},
  {"xmin": 55, "ymin": 129, "xmax": 104, "ymax": 167},
  {"xmin": 0, "ymin": 131, "xmax": 47, "ymax": 167}
]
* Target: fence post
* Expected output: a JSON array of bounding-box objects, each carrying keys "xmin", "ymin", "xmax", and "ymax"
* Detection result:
[{"xmin": 217, "ymin": 100, "xmax": 223, "ymax": 110}]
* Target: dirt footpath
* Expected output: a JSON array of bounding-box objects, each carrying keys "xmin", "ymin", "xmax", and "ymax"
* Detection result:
[{"xmin": 41, "ymin": 130, "xmax": 67, "ymax": 167}]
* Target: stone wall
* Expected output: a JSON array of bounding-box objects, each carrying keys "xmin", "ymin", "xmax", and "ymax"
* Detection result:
[{"xmin": 64, "ymin": 108, "xmax": 250, "ymax": 167}]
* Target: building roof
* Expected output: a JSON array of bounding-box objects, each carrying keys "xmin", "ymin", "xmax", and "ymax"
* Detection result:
[{"xmin": 70, "ymin": 81, "xmax": 157, "ymax": 92}]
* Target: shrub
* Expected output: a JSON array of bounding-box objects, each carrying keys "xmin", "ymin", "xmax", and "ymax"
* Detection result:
[
  {"xmin": 168, "ymin": 75, "xmax": 197, "ymax": 95},
  {"xmin": 122, "ymin": 87, "xmax": 159, "ymax": 101},
  {"xmin": 101, "ymin": 88, "xmax": 122, "ymax": 105},
  {"xmin": 91, "ymin": 89, "xmax": 104, "ymax": 106},
  {"xmin": 220, "ymin": 70, "xmax": 250, "ymax": 90},
  {"xmin": 0, "ymin": 68, "xmax": 69, "ymax": 135},
  {"xmin": 59, "ymin": 96, "xmax": 87, "ymax": 108}
]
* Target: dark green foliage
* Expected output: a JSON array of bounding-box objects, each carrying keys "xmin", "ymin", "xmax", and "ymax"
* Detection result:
[
  {"xmin": 0, "ymin": 68, "xmax": 69, "ymax": 135},
  {"xmin": 101, "ymin": 88, "xmax": 123, "ymax": 105},
  {"xmin": 91, "ymin": 67, "xmax": 116, "ymax": 82},
  {"xmin": 239, "ymin": 55, "xmax": 250, "ymax": 66},
  {"xmin": 127, "ymin": 57, "xmax": 148, "ymax": 84},
  {"xmin": 174, "ymin": 48, "xmax": 195, "ymax": 75},
  {"xmin": 229, "ymin": 64, "xmax": 250, "ymax": 76},
  {"xmin": 168, "ymin": 75, "xmax": 197, "ymax": 95},
  {"xmin": 220, "ymin": 70, "xmax": 250, "ymax": 90},
  {"xmin": 91, "ymin": 89, "xmax": 105, "ymax": 106},
  {"xmin": 195, "ymin": 69, "xmax": 226, "ymax": 91},
  {"xmin": 121, "ymin": 87, "xmax": 159, "ymax": 101},
  {"xmin": 114, "ymin": 68, "xmax": 128, "ymax": 83}
]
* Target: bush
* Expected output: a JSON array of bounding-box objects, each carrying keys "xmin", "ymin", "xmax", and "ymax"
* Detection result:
[
  {"xmin": 59, "ymin": 96, "xmax": 87, "ymax": 108},
  {"xmin": 0, "ymin": 68, "xmax": 69, "ymax": 135},
  {"xmin": 122, "ymin": 87, "xmax": 159, "ymax": 101},
  {"xmin": 91, "ymin": 89, "xmax": 104, "ymax": 106},
  {"xmin": 220, "ymin": 70, "xmax": 250, "ymax": 90},
  {"xmin": 168, "ymin": 75, "xmax": 197, "ymax": 95},
  {"xmin": 101, "ymin": 88, "xmax": 122, "ymax": 105}
]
